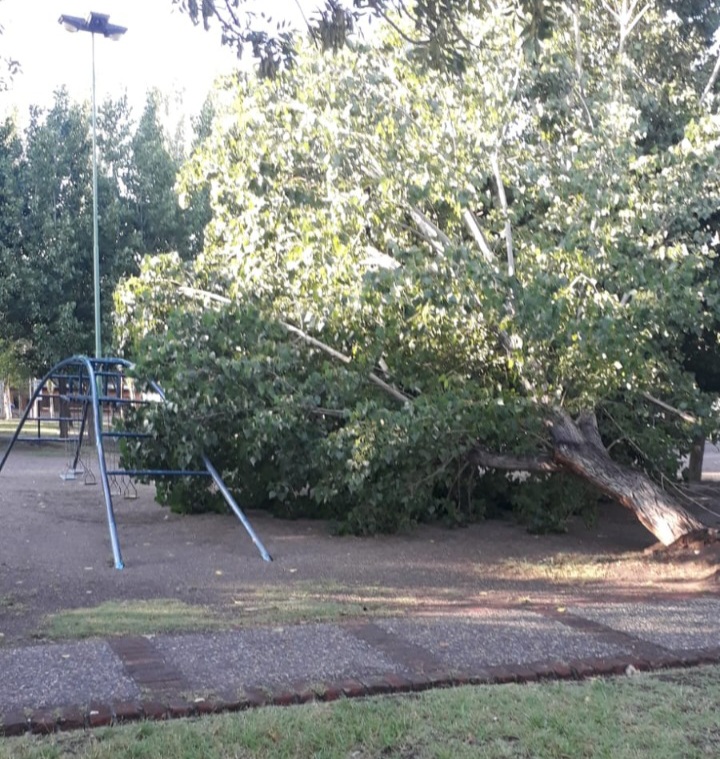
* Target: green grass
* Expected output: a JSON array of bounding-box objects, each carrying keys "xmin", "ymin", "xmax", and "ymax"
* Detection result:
[
  {"xmin": 226, "ymin": 582, "xmax": 395, "ymax": 627},
  {"xmin": 41, "ymin": 592, "xmax": 387, "ymax": 640},
  {"xmin": 2, "ymin": 666, "xmax": 720, "ymax": 758},
  {"xmin": 0, "ymin": 418, "xmax": 61, "ymax": 437},
  {"xmin": 42, "ymin": 600, "xmax": 224, "ymax": 639}
]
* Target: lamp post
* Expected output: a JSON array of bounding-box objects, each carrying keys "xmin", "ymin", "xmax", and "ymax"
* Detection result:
[{"xmin": 58, "ymin": 12, "xmax": 127, "ymax": 360}]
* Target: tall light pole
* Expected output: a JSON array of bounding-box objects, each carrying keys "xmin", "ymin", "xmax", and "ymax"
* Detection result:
[{"xmin": 58, "ymin": 12, "xmax": 127, "ymax": 360}]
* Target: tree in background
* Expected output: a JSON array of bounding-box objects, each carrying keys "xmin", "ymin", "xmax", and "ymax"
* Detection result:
[
  {"xmin": 128, "ymin": 93, "xmax": 186, "ymax": 258},
  {"xmin": 6, "ymin": 90, "xmax": 96, "ymax": 372},
  {"xmin": 0, "ymin": 88, "xmax": 213, "ymax": 377},
  {"xmin": 127, "ymin": 91, "xmax": 212, "ymax": 261},
  {"xmin": 0, "ymin": 114, "xmax": 27, "ymax": 416},
  {"xmin": 118, "ymin": 2, "xmax": 720, "ymax": 544}
]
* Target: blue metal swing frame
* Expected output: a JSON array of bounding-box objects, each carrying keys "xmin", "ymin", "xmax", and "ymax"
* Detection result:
[{"xmin": 0, "ymin": 355, "xmax": 272, "ymax": 569}]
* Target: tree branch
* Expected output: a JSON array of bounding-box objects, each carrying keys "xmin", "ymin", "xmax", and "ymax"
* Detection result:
[
  {"xmin": 461, "ymin": 208, "xmax": 494, "ymax": 263},
  {"xmin": 361, "ymin": 245, "xmax": 401, "ymax": 270},
  {"xmin": 701, "ymin": 45, "xmax": 720, "ymax": 105},
  {"xmin": 173, "ymin": 282, "xmax": 413, "ymax": 405},
  {"xmin": 624, "ymin": 3, "xmax": 650, "ymax": 38},
  {"xmin": 305, "ymin": 405, "xmax": 348, "ymax": 418},
  {"xmin": 468, "ymin": 447, "xmax": 559, "ymax": 472},
  {"xmin": 366, "ymin": 0, "xmax": 433, "ymax": 45},
  {"xmin": 571, "ymin": 8, "xmax": 595, "ymax": 132},
  {"xmin": 641, "ymin": 392, "xmax": 698, "ymax": 425},
  {"xmin": 176, "ymin": 284, "xmax": 230, "ymax": 304},
  {"xmin": 283, "ymin": 322, "xmax": 413, "ymax": 404},
  {"xmin": 408, "ymin": 206, "xmax": 452, "ymax": 254},
  {"xmin": 490, "ymin": 152, "xmax": 514, "ymax": 277}
]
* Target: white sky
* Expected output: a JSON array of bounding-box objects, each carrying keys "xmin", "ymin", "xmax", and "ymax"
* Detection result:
[{"xmin": 0, "ymin": 0, "xmax": 313, "ymax": 122}]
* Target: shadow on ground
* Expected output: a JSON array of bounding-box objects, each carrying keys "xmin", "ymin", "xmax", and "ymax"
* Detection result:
[{"xmin": 1, "ymin": 445, "xmax": 718, "ymax": 646}]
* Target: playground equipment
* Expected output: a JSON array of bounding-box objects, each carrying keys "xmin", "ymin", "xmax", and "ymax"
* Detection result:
[{"xmin": 0, "ymin": 355, "xmax": 272, "ymax": 569}]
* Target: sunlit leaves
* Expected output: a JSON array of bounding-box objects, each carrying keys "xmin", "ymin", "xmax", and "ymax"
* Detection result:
[{"xmin": 118, "ymin": 4, "xmax": 720, "ymax": 531}]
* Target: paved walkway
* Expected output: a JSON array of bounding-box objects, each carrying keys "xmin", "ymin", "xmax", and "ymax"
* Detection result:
[{"xmin": 2, "ymin": 595, "xmax": 719, "ymax": 736}]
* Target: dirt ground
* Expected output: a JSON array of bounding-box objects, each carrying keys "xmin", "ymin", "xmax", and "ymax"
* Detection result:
[{"xmin": 1, "ymin": 444, "xmax": 719, "ymax": 647}]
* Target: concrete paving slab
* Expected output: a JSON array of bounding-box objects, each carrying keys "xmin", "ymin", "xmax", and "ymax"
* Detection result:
[
  {"xmin": 568, "ymin": 599, "xmax": 720, "ymax": 650},
  {"xmin": 376, "ymin": 610, "xmax": 631, "ymax": 670},
  {"xmin": 159, "ymin": 624, "xmax": 404, "ymax": 693},
  {"xmin": 0, "ymin": 641, "xmax": 140, "ymax": 711}
]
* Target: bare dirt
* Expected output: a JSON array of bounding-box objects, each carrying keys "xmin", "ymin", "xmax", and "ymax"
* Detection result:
[{"xmin": 1, "ymin": 444, "xmax": 719, "ymax": 647}]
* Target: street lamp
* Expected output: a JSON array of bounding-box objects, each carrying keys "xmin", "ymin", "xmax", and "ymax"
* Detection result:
[{"xmin": 58, "ymin": 12, "xmax": 127, "ymax": 360}]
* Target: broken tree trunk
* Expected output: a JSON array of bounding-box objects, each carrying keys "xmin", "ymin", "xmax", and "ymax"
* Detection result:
[{"xmin": 549, "ymin": 409, "xmax": 705, "ymax": 546}]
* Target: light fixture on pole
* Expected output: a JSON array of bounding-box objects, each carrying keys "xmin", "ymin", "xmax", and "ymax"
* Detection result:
[{"xmin": 58, "ymin": 12, "xmax": 127, "ymax": 360}]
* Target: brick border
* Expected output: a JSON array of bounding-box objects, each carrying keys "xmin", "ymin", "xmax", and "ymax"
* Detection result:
[
  {"xmin": 3, "ymin": 595, "xmax": 719, "ymax": 738},
  {"xmin": 107, "ymin": 636, "xmax": 190, "ymax": 695},
  {"xmin": 3, "ymin": 648, "xmax": 720, "ymax": 737}
]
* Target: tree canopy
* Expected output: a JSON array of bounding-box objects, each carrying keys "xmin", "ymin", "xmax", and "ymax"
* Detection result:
[
  {"xmin": 0, "ymin": 90, "xmax": 211, "ymax": 377},
  {"xmin": 117, "ymin": 2, "xmax": 720, "ymax": 543},
  {"xmin": 172, "ymin": 0, "xmax": 720, "ymax": 77}
]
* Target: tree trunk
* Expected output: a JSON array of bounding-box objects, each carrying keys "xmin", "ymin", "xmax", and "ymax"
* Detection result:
[
  {"xmin": 0, "ymin": 381, "xmax": 6, "ymax": 420},
  {"xmin": 58, "ymin": 377, "xmax": 69, "ymax": 440},
  {"xmin": 550, "ymin": 410, "xmax": 705, "ymax": 546},
  {"xmin": 687, "ymin": 434, "xmax": 705, "ymax": 483}
]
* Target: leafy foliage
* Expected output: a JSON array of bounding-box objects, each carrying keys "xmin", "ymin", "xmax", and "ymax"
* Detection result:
[
  {"xmin": 173, "ymin": 0, "xmax": 720, "ymax": 81},
  {"xmin": 118, "ymin": 4, "xmax": 720, "ymax": 533},
  {"xmin": 0, "ymin": 90, "xmax": 212, "ymax": 376}
]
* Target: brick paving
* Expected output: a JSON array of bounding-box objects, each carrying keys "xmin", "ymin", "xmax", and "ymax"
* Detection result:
[{"xmin": 1, "ymin": 596, "xmax": 719, "ymax": 736}]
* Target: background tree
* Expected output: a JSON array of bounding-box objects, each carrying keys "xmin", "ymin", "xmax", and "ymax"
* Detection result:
[
  {"xmin": 0, "ymin": 113, "xmax": 27, "ymax": 416},
  {"xmin": 0, "ymin": 87, "xmax": 213, "ymax": 377},
  {"xmin": 179, "ymin": 94, "xmax": 215, "ymax": 256},
  {"xmin": 5, "ymin": 90, "xmax": 97, "ymax": 372},
  {"xmin": 128, "ymin": 92, "xmax": 187, "ymax": 258}
]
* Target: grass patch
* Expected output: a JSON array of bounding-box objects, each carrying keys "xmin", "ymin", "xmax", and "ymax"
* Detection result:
[
  {"xmin": 42, "ymin": 600, "xmax": 224, "ymax": 639},
  {"xmin": 0, "ymin": 418, "xmax": 61, "ymax": 437},
  {"xmin": 40, "ymin": 593, "xmax": 385, "ymax": 640},
  {"xmin": 501, "ymin": 552, "xmax": 634, "ymax": 582},
  {"xmin": 229, "ymin": 597, "xmax": 378, "ymax": 626},
  {"xmin": 3, "ymin": 665, "xmax": 720, "ymax": 758},
  {"xmin": 0, "ymin": 419, "xmax": 22, "ymax": 433},
  {"xmin": 39, "ymin": 582, "xmax": 489, "ymax": 643},
  {"xmin": 227, "ymin": 582, "xmax": 396, "ymax": 627}
]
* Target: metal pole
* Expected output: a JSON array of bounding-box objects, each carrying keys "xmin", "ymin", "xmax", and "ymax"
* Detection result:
[
  {"xmin": 91, "ymin": 31, "xmax": 101, "ymax": 361},
  {"xmin": 202, "ymin": 455, "xmax": 273, "ymax": 562}
]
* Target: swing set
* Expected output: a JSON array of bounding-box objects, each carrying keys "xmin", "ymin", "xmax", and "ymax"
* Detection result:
[{"xmin": 0, "ymin": 355, "xmax": 272, "ymax": 569}]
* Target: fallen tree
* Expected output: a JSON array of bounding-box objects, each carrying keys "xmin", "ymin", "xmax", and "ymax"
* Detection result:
[
  {"xmin": 116, "ymin": 5, "xmax": 720, "ymax": 543},
  {"xmin": 275, "ymin": 317, "xmax": 710, "ymax": 544},
  {"xmin": 468, "ymin": 410, "xmax": 706, "ymax": 545},
  {"xmin": 548, "ymin": 410, "xmax": 705, "ymax": 545}
]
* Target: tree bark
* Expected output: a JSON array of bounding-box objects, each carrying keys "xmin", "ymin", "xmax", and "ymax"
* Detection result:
[
  {"xmin": 687, "ymin": 434, "xmax": 705, "ymax": 483},
  {"xmin": 0, "ymin": 381, "xmax": 8, "ymax": 420},
  {"xmin": 58, "ymin": 377, "xmax": 70, "ymax": 440},
  {"xmin": 549, "ymin": 410, "xmax": 705, "ymax": 546}
]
